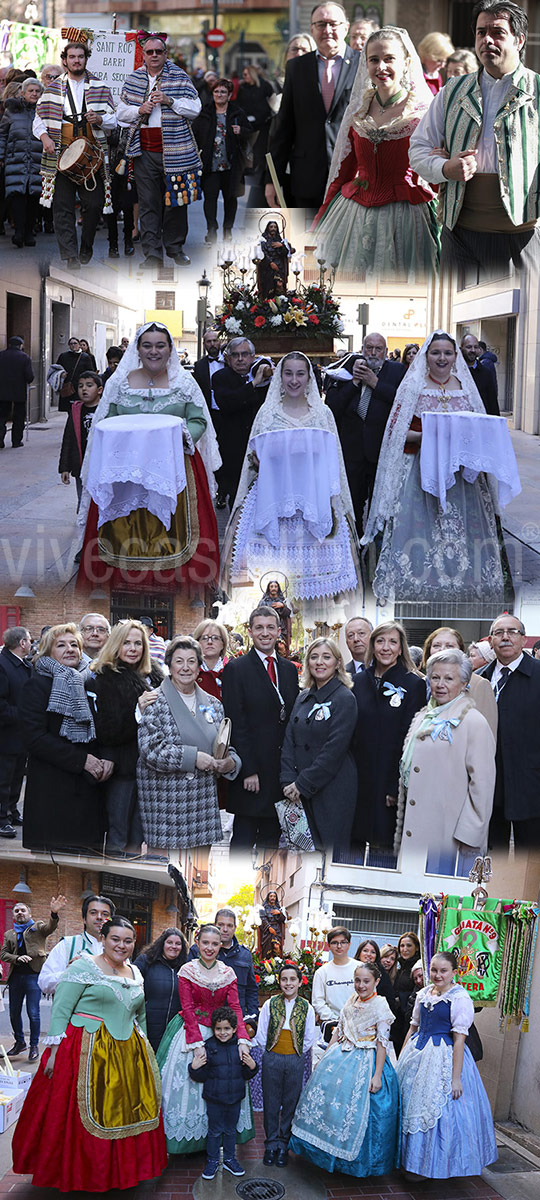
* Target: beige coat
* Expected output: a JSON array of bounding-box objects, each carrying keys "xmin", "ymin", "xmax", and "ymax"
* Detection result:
[
  {"xmin": 469, "ymin": 672, "xmax": 498, "ymax": 740},
  {"xmin": 396, "ymin": 694, "xmax": 496, "ymax": 869}
]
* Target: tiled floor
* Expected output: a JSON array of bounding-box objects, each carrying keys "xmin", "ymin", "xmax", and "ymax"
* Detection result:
[{"xmin": 1, "ymin": 1114, "xmax": 505, "ymax": 1200}]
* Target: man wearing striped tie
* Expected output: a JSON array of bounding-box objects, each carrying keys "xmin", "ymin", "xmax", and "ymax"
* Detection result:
[{"xmin": 480, "ymin": 613, "xmax": 540, "ymax": 850}]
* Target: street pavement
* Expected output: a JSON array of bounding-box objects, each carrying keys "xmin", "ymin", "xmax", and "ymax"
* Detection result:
[{"xmin": 1, "ymin": 405, "xmax": 539, "ymax": 615}]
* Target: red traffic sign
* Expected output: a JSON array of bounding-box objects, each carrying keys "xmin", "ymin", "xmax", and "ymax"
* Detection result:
[{"xmin": 206, "ymin": 27, "xmax": 226, "ymax": 47}]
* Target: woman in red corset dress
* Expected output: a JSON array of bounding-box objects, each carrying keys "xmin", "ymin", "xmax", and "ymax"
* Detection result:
[
  {"xmin": 156, "ymin": 925, "xmax": 255, "ymax": 1154},
  {"xmin": 313, "ymin": 27, "xmax": 439, "ymax": 282}
]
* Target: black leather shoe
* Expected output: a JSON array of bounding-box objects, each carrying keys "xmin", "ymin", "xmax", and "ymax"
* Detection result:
[
  {"xmin": 276, "ymin": 1150, "xmax": 289, "ymax": 1167},
  {"xmin": 28, "ymin": 1046, "xmax": 39, "ymax": 1062},
  {"xmin": 79, "ymin": 245, "xmax": 93, "ymax": 264},
  {"xmin": 124, "ymin": 243, "xmax": 135, "ymax": 256},
  {"xmin": 263, "ymin": 1149, "xmax": 277, "ymax": 1166},
  {"xmin": 170, "ymin": 249, "xmax": 190, "ymax": 265},
  {"xmin": 108, "ymin": 246, "xmax": 120, "ymax": 258},
  {"xmin": 7, "ymin": 1042, "xmax": 26, "ymax": 1057}
]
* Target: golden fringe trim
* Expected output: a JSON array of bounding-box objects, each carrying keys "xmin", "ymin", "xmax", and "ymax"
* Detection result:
[{"xmin": 97, "ymin": 456, "xmax": 200, "ymax": 569}]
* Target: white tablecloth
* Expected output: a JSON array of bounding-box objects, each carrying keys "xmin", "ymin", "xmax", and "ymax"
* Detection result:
[
  {"xmin": 420, "ymin": 411, "xmax": 521, "ymax": 510},
  {"xmin": 86, "ymin": 413, "xmax": 187, "ymax": 529},
  {"xmin": 249, "ymin": 426, "xmax": 341, "ymax": 545}
]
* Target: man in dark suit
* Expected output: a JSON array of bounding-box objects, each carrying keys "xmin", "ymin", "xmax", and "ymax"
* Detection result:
[
  {"xmin": 344, "ymin": 616, "xmax": 373, "ymax": 678},
  {"xmin": 192, "ymin": 329, "xmax": 224, "ymax": 413},
  {"xmin": 460, "ymin": 334, "xmax": 499, "ymax": 416},
  {"xmin": 0, "ymin": 627, "xmax": 33, "ymax": 837},
  {"xmin": 193, "ymin": 329, "xmax": 226, "ymax": 503},
  {"xmin": 265, "ymin": 2, "xmax": 360, "ymax": 210},
  {"xmin": 212, "ymin": 338, "xmax": 272, "ymax": 508},
  {"xmin": 221, "ymin": 606, "xmax": 299, "ymax": 851},
  {"xmin": 480, "ymin": 612, "xmax": 540, "ymax": 849},
  {"xmin": 0, "ymin": 337, "xmax": 34, "ymax": 449},
  {"xmin": 325, "ymin": 333, "xmax": 405, "ymax": 535}
]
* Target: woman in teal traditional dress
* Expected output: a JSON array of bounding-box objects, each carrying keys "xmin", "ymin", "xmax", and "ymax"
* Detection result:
[
  {"xmin": 289, "ymin": 962, "xmax": 400, "ymax": 1177},
  {"xmin": 157, "ymin": 924, "xmax": 255, "ymax": 1154},
  {"xmin": 12, "ymin": 917, "xmax": 167, "ymax": 1192},
  {"xmin": 77, "ymin": 320, "xmax": 221, "ymax": 588}
]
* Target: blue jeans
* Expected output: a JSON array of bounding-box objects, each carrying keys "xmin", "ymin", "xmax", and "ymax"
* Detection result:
[
  {"xmin": 9, "ymin": 970, "xmax": 41, "ymax": 1047},
  {"xmin": 205, "ymin": 1099, "xmax": 241, "ymax": 1162}
]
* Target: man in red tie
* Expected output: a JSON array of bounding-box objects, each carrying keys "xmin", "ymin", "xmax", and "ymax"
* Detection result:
[
  {"xmin": 265, "ymin": 2, "xmax": 359, "ymax": 210},
  {"xmin": 221, "ymin": 607, "xmax": 299, "ymax": 851}
]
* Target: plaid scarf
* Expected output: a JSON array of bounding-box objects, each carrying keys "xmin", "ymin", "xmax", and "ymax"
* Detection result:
[
  {"xmin": 36, "ymin": 71, "xmax": 114, "ymax": 211},
  {"xmin": 36, "ymin": 655, "xmax": 96, "ymax": 743},
  {"xmin": 121, "ymin": 60, "xmax": 202, "ymax": 207}
]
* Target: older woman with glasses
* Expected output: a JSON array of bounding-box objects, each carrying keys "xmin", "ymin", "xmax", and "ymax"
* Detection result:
[{"xmin": 192, "ymin": 619, "xmax": 229, "ymax": 699}]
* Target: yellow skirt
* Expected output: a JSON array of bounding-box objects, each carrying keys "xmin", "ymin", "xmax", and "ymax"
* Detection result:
[
  {"xmin": 97, "ymin": 456, "xmax": 199, "ymax": 569},
  {"xmin": 78, "ymin": 1024, "xmax": 161, "ymax": 1140}
]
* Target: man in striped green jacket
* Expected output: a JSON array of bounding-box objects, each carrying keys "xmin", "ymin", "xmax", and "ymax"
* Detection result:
[{"xmin": 409, "ymin": 0, "xmax": 539, "ymax": 273}]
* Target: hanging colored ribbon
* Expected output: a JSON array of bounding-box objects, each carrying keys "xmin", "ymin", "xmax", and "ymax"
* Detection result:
[
  {"xmin": 382, "ymin": 682, "xmax": 406, "ymax": 701},
  {"xmin": 307, "ymin": 701, "xmax": 332, "ymax": 720},
  {"xmin": 430, "ymin": 717, "xmax": 461, "ymax": 743}
]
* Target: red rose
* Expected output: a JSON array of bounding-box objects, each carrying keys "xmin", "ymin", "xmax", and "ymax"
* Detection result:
[
  {"xmin": 254, "ymin": 316, "xmax": 266, "ymax": 327},
  {"xmin": 308, "ymin": 314, "xmax": 319, "ymax": 324},
  {"xmin": 255, "ymin": 974, "xmax": 260, "ymax": 983},
  {"xmin": 302, "ymin": 975, "xmax": 308, "ymax": 985},
  {"xmin": 250, "ymin": 305, "xmax": 258, "ymax": 313}
]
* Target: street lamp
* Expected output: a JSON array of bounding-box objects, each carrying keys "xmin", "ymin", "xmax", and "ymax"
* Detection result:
[{"xmin": 196, "ymin": 270, "xmax": 212, "ymax": 360}]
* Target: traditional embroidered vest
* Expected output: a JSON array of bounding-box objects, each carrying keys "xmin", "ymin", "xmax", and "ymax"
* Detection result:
[
  {"xmin": 36, "ymin": 72, "xmax": 114, "ymax": 210},
  {"xmin": 121, "ymin": 60, "xmax": 202, "ymax": 207},
  {"xmin": 266, "ymin": 994, "xmax": 309, "ymax": 1055},
  {"xmin": 440, "ymin": 65, "xmax": 540, "ymax": 229}
]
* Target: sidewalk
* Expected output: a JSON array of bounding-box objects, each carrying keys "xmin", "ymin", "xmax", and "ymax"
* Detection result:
[{"xmin": 1, "ymin": 403, "xmax": 540, "ymax": 605}]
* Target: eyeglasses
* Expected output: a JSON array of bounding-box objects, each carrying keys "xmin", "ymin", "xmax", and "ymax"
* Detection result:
[
  {"xmin": 145, "ymin": 47, "xmax": 165, "ymax": 54},
  {"xmin": 200, "ymin": 634, "xmax": 222, "ymax": 643},
  {"xmin": 329, "ymin": 940, "xmax": 349, "ymax": 948},
  {"xmin": 312, "ymin": 20, "xmax": 344, "ymax": 29},
  {"xmin": 491, "ymin": 628, "xmax": 522, "ymax": 638},
  {"xmin": 82, "ymin": 625, "xmax": 109, "ymax": 633}
]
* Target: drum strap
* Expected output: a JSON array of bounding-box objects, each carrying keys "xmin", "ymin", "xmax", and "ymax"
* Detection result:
[{"xmin": 65, "ymin": 81, "xmax": 88, "ymax": 137}]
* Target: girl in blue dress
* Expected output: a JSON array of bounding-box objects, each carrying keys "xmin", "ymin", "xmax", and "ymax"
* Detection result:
[
  {"xmin": 396, "ymin": 951, "xmax": 497, "ymax": 1179},
  {"xmin": 289, "ymin": 962, "xmax": 400, "ymax": 1177}
]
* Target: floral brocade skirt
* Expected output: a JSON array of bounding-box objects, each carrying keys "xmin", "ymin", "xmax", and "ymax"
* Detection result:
[
  {"xmin": 157, "ymin": 1014, "xmax": 255, "ymax": 1154},
  {"xmin": 313, "ymin": 193, "xmax": 440, "ymax": 282},
  {"xmin": 290, "ymin": 1042, "xmax": 400, "ymax": 1177},
  {"xmin": 12, "ymin": 1023, "xmax": 167, "ymax": 1192}
]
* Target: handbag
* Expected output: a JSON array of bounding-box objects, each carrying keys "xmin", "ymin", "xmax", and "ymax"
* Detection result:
[
  {"xmin": 213, "ymin": 717, "xmax": 232, "ymax": 760},
  {"xmin": 275, "ymin": 799, "xmax": 315, "ymax": 852},
  {"xmin": 59, "ymin": 350, "xmax": 82, "ymax": 399}
]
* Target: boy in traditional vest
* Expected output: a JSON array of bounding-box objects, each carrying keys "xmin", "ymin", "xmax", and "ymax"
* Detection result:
[
  {"xmin": 255, "ymin": 963, "xmax": 317, "ymax": 1167},
  {"xmin": 188, "ymin": 1005, "xmax": 258, "ymax": 1181}
]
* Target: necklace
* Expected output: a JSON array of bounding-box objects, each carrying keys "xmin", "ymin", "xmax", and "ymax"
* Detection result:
[
  {"xmin": 427, "ymin": 372, "xmax": 454, "ymax": 411},
  {"xmin": 199, "ymin": 957, "xmax": 218, "ymax": 971},
  {"xmin": 375, "ymin": 87, "xmax": 407, "ymax": 109}
]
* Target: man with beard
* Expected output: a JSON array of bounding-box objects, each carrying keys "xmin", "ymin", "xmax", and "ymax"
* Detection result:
[
  {"xmin": 212, "ymin": 338, "xmax": 272, "ymax": 508},
  {"xmin": 34, "ymin": 33, "xmax": 116, "ymax": 267},
  {"xmin": 37, "ymin": 894, "xmax": 115, "ymax": 994},
  {"xmin": 460, "ymin": 334, "xmax": 499, "ymax": 415},
  {"xmin": 325, "ymin": 333, "xmax": 405, "ymax": 535}
]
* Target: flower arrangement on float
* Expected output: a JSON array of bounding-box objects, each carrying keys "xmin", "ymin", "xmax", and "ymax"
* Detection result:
[{"xmin": 216, "ymin": 283, "xmax": 345, "ymax": 341}]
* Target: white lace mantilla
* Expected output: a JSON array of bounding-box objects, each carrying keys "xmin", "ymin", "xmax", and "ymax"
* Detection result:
[
  {"xmin": 397, "ymin": 1036, "xmax": 453, "ymax": 1134},
  {"xmin": 179, "ymin": 957, "xmax": 235, "ymax": 993},
  {"xmin": 420, "ymin": 410, "xmax": 521, "ymax": 510},
  {"xmin": 85, "ymin": 413, "xmax": 187, "ymax": 528}
]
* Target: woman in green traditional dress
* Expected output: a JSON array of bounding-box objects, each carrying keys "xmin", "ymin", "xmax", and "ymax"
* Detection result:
[
  {"xmin": 77, "ymin": 321, "xmax": 221, "ymax": 585},
  {"xmin": 12, "ymin": 917, "xmax": 167, "ymax": 1191}
]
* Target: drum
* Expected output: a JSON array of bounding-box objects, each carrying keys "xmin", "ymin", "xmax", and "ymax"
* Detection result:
[{"xmin": 57, "ymin": 137, "xmax": 103, "ymax": 189}]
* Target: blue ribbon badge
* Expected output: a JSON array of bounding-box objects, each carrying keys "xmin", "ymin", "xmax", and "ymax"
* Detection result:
[
  {"xmin": 307, "ymin": 701, "xmax": 332, "ymax": 721},
  {"xmin": 430, "ymin": 717, "xmax": 460, "ymax": 743},
  {"xmin": 383, "ymin": 682, "xmax": 406, "ymax": 707},
  {"xmin": 199, "ymin": 704, "xmax": 215, "ymax": 724}
]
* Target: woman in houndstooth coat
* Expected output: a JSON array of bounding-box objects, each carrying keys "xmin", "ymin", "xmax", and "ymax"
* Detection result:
[{"xmin": 137, "ymin": 636, "xmax": 241, "ymax": 849}]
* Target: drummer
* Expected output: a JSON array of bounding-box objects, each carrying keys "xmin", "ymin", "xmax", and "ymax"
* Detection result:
[{"xmin": 33, "ymin": 28, "xmax": 116, "ymax": 269}]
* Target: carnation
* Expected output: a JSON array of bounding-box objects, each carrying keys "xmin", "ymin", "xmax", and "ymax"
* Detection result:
[
  {"xmin": 235, "ymin": 301, "xmax": 247, "ymax": 311},
  {"xmin": 333, "ymin": 318, "xmax": 345, "ymax": 333},
  {"xmin": 269, "ymin": 315, "xmax": 283, "ymax": 326},
  {"xmin": 225, "ymin": 317, "xmax": 243, "ymax": 333}
]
